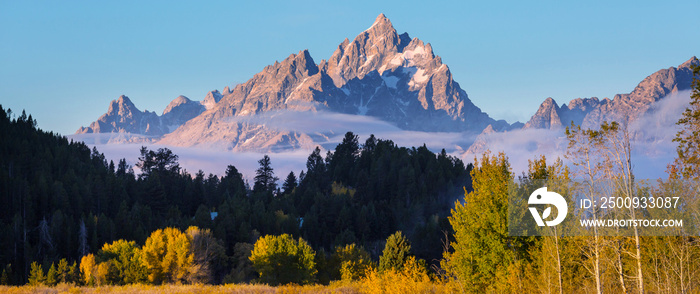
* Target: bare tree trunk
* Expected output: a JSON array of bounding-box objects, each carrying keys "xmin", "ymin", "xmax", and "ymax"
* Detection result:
[
  {"xmin": 595, "ymin": 233, "xmax": 602, "ymax": 294},
  {"xmin": 566, "ymin": 123, "xmax": 610, "ymax": 294},
  {"xmin": 555, "ymin": 232, "xmax": 563, "ymax": 294},
  {"xmin": 623, "ymin": 125, "xmax": 644, "ymax": 294},
  {"xmin": 624, "ymin": 127, "xmax": 644, "ymax": 294},
  {"xmin": 601, "ymin": 121, "xmax": 643, "ymax": 293},
  {"xmin": 79, "ymin": 219, "xmax": 88, "ymax": 257},
  {"xmin": 652, "ymin": 237, "xmax": 661, "ymax": 294},
  {"xmin": 617, "ymin": 239, "xmax": 628, "ymax": 293},
  {"xmin": 634, "ymin": 232, "xmax": 644, "ymax": 294},
  {"xmin": 587, "ymin": 151, "xmax": 604, "ymax": 294}
]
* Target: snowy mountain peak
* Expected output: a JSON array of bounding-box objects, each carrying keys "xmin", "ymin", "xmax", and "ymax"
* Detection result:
[
  {"xmin": 325, "ymin": 15, "xmax": 418, "ymax": 87},
  {"xmin": 82, "ymin": 14, "xmax": 511, "ymax": 150}
]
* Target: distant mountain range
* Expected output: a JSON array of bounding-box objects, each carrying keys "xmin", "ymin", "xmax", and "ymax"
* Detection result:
[
  {"xmin": 75, "ymin": 94, "xmax": 214, "ymax": 136},
  {"xmin": 76, "ymin": 14, "xmax": 698, "ymax": 153},
  {"xmin": 523, "ymin": 57, "xmax": 698, "ymax": 130}
]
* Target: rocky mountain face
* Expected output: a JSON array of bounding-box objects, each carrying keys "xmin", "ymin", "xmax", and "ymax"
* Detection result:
[
  {"xmin": 77, "ymin": 14, "xmax": 697, "ymax": 155},
  {"xmin": 524, "ymin": 57, "xmax": 699, "ymax": 129},
  {"xmin": 76, "ymin": 95, "xmax": 163, "ymax": 136},
  {"xmin": 202, "ymin": 89, "xmax": 227, "ymax": 110},
  {"xmin": 157, "ymin": 49, "xmax": 323, "ymax": 150},
  {"xmin": 463, "ymin": 57, "xmax": 698, "ymax": 160},
  {"xmin": 76, "ymin": 94, "xmax": 207, "ymax": 137},
  {"xmin": 522, "ymin": 97, "xmax": 563, "ymax": 129},
  {"xmin": 161, "ymin": 96, "xmax": 205, "ymax": 133},
  {"xmin": 319, "ymin": 14, "xmax": 508, "ymax": 132},
  {"xmin": 158, "ymin": 14, "xmax": 507, "ymax": 150}
]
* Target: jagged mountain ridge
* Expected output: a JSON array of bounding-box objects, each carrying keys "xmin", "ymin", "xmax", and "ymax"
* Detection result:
[
  {"xmin": 465, "ymin": 56, "xmax": 698, "ymax": 157},
  {"xmin": 76, "ymin": 14, "xmax": 697, "ymax": 155},
  {"xmin": 320, "ymin": 14, "xmax": 506, "ymax": 131},
  {"xmin": 76, "ymin": 95, "xmax": 163, "ymax": 136},
  {"xmin": 158, "ymin": 14, "xmax": 507, "ymax": 150},
  {"xmin": 523, "ymin": 57, "xmax": 699, "ymax": 129},
  {"xmin": 76, "ymin": 93, "xmax": 215, "ymax": 137}
]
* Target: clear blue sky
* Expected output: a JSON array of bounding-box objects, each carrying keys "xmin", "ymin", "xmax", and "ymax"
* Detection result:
[{"xmin": 1, "ymin": 0, "xmax": 698, "ymax": 135}]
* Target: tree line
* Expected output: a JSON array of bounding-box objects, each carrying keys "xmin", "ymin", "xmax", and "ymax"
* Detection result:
[{"xmin": 0, "ymin": 107, "xmax": 469, "ymax": 285}]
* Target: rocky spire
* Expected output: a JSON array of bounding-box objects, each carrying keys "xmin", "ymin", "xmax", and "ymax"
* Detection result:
[
  {"xmin": 107, "ymin": 95, "xmax": 139, "ymax": 117},
  {"xmin": 202, "ymin": 90, "xmax": 223, "ymax": 110},
  {"xmin": 523, "ymin": 97, "xmax": 563, "ymax": 129},
  {"xmin": 76, "ymin": 94, "xmax": 164, "ymax": 135},
  {"xmin": 365, "ymin": 13, "xmax": 397, "ymax": 38},
  {"xmin": 324, "ymin": 14, "xmax": 413, "ymax": 86}
]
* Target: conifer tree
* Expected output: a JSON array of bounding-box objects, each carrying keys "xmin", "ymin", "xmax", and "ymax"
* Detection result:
[
  {"xmin": 27, "ymin": 261, "xmax": 46, "ymax": 286},
  {"xmin": 0, "ymin": 265, "xmax": 10, "ymax": 285},
  {"xmin": 332, "ymin": 243, "xmax": 374, "ymax": 281},
  {"xmin": 282, "ymin": 171, "xmax": 297, "ymax": 195},
  {"xmin": 378, "ymin": 231, "xmax": 411, "ymax": 272},
  {"xmin": 56, "ymin": 258, "xmax": 69, "ymax": 284},
  {"xmin": 45, "ymin": 263, "xmax": 57, "ymax": 286},
  {"xmin": 67, "ymin": 261, "xmax": 80, "ymax": 285},
  {"xmin": 253, "ymin": 155, "xmax": 278, "ymax": 194}
]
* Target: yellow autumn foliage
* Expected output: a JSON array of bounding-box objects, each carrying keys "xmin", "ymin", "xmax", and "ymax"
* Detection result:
[
  {"xmin": 140, "ymin": 227, "xmax": 193, "ymax": 284},
  {"xmin": 79, "ymin": 254, "xmax": 96, "ymax": 286},
  {"xmin": 360, "ymin": 256, "xmax": 448, "ymax": 294},
  {"xmin": 0, "ymin": 283, "xmax": 362, "ymax": 293}
]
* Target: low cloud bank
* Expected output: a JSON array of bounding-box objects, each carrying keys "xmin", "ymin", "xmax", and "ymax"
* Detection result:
[
  {"xmin": 461, "ymin": 128, "xmax": 568, "ymax": 176},
  {"xmin": 70, "ymin": 90, "xmax": 691, "ymax": 181},
  {"xmin": 628, "ymin": 90, "xmax": 691, "ymax": 178},
  {"xmin": 70, "ymin": 111, "xmax": 479, "ymax": 180},
  {"xmin": 226, "ymin": 110, "xmax": 477, "ymax": 153},
  {"xmin": 462, "ymin": 90, "xmax": 692, "ymax": 179}
]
